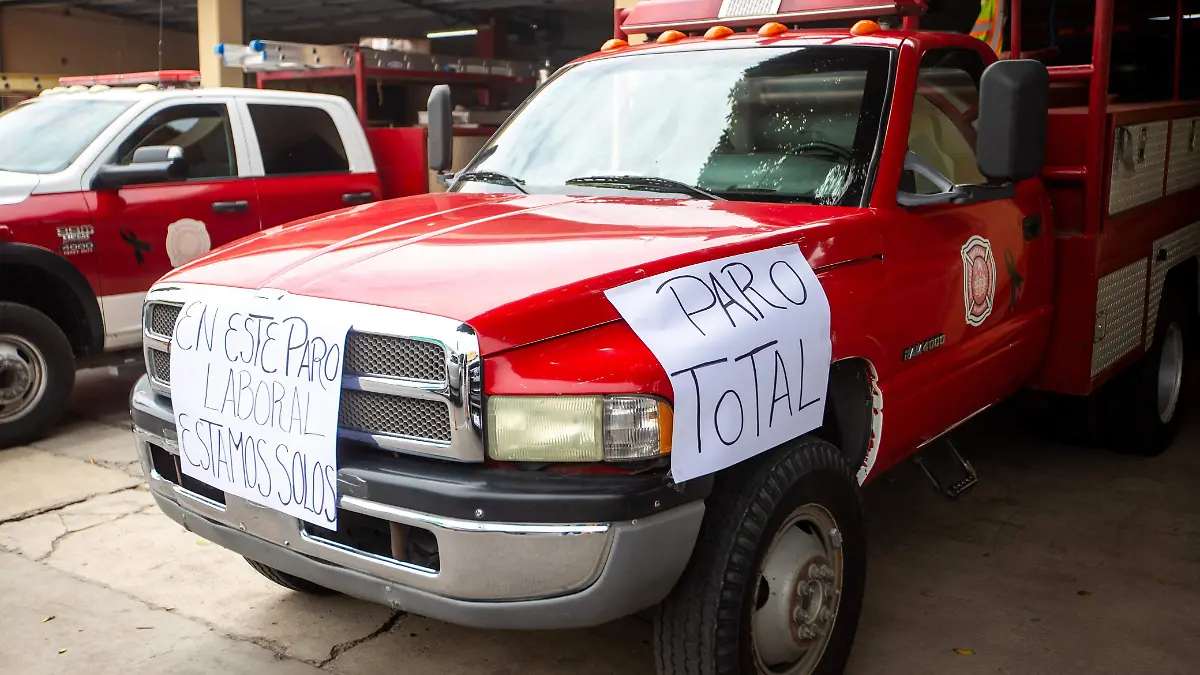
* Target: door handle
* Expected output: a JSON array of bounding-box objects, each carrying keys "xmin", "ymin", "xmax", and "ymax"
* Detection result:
[
  {"xmin": 1022, "ymin": 215, "xmax": 1042, "ymax": 241},
  {"xmin": 343, "ymin": 191, "xmax": 375, "ymax": 205},
  {"xmin": 212, "ymin": 200, "xmax": 250, "ymax": 213}
]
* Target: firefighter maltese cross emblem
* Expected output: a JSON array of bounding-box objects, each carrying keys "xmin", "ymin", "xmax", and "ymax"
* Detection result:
[{"xmin": 960, "ymin": 235, "xmax": 996, "ymax": 327}]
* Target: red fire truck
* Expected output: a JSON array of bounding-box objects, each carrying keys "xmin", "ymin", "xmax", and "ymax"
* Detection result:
[{"xmin": 129, "ymin": 1, "xmax": 1196, "ymax": 673}]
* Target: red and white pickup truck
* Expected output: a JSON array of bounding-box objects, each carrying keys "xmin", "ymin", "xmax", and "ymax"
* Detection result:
[
  {"xmin": 0, "ymin": 74, "xmax": 392, "ymax": 446},
  {"xmin": 129, "ymin": 1, "xmax": 1197, "ymax": 673}
]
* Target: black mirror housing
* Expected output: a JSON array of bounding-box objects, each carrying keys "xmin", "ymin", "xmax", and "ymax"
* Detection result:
[
  {"xmin": 976, "ymin": 59, "xmax": 1049, "ymax": 183},
  {"xmin": 92, "ymin": 145, "xmax": 185, "ymax": 190},
  {"xmin": 427, "ymin": 85, "xmax": 454, "ymax": 173}
]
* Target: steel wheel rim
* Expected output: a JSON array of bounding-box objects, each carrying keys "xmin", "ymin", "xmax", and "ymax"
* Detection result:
[
  {"xmin": 1157, "ymin": 323, "xmax": 1184, "ymax": 424},
  {"xmin": 0, "ymin": 334, "xmax": 48, "ymax": 424},
  {"xmin": 749, "ymin": 503, "xmax": 843, "ymax": 674}
]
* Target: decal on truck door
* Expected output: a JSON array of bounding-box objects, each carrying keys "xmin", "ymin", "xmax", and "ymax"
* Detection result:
[
  {"xmin": 165, "ymin": 218, "xmax": 212, "ymax": 267},
  {"xmin": 961, "ymin": 235, "xmax": 996, "ymax": 327},
  {"xmin": 605, "ymin": 244, "xmax": 832, "ymax": 483}
]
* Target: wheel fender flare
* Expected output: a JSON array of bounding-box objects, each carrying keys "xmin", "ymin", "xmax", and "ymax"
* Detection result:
[{"xmin": 0, "ymin": 242, "xmax": 105, "ymax": 355}]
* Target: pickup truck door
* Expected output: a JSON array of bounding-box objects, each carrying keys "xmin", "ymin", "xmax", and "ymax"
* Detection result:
[
  {"xmin": 881, "ymin": 47, "xmax": 1054, "ymax": 449},
  {"xmin": 238, "ymin": 100, "xmax": 381, "ymax": 227},
  {"xmin": 85, "ymin": 99, "xmax": 261, "ymax": 347}
]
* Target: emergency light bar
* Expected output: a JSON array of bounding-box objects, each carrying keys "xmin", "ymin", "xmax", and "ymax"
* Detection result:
[
  {"xmin": 58, "ymin": 70, "xmax": 201, "ymax": 88},
  {"xmin": 621, "ymin": 0, "xmax": 923, "ymax": 34}
]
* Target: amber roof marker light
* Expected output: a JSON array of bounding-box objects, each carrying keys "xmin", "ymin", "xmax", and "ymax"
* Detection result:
[
  {"xmin": 758, "ymin": 22, "xmax": 788, "ymax": 37},
  {"xmin": 601, "ymin": 38, "xmax": 629, "ymax": 52},
  {"xmin": 850, "ymin": 20, "xmax": 882, "ymax": 36},
  {"xmin": 704, "ymin": 25, "xmax": 734, "ymax": 39},
  {"xmin": 656, "ymin": 30, "xmax": 687, "ymax": 43}
]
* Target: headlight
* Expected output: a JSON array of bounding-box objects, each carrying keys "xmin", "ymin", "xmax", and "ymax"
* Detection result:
[{"xmin": 487, "ymin": 395, "xmax": 672, "ymax": 462}]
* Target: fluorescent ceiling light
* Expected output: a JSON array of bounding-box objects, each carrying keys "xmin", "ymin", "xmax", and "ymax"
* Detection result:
[
  {"xmin": 1149, "ymin": 13, "xmax": 1200, "ymax": 20},
  {"xmin": 427, "ymin": 28, "xmax": 479, "ymax": 39}
]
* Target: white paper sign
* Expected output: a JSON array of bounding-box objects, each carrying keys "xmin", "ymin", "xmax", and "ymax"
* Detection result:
[
  {"xmin": 605, "ymin": 244, "xmax": 831, "ymax": 483},
  {"xmin": 169, "ymin": 285, "xmax": 352, "ymax": 530}
]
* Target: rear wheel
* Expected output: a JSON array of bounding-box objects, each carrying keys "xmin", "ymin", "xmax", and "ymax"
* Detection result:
[
  {"xmin": 244, "ymin": 558, "xmax": 337, "ymax": 595},
  {"xmin": 1099, "ymin": 285, "xmax": 1192, "ymax": 456},
  {"xmin": 0, "ymin": 302, "xmax": 75, "ymax": 449},
  {"xmin": 654, "ymin": 438, "xmax": 865, "ymax": 675}
]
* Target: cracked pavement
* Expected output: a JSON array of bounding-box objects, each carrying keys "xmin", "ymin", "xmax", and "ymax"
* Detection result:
[{"xmin": 1, "ymin": 368, "xmax": 1198, "ymax": 674}]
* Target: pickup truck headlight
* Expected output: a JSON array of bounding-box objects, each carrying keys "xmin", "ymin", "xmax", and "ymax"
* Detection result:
[{"xmin": 487, "ymin": 395, "xmax": 672, "ymax": 462}]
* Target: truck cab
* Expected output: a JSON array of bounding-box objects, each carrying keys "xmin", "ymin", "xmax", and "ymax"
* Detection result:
[
  {"xmin": 128, "ymin": 1, "xmax": 1197, "ymax": 674},
  {"xmin": 0, "ymin": 74, "xmax": 380, "ymax": 447}
]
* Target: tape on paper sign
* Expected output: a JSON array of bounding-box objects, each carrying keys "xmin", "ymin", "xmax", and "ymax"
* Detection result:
[
  {"xmin": 605, "ymin": 244, "xmax": 832, "ymax": 483},
  {"xmin": 168, "ymin": 285, "xmax": 352, "ymax": 530}
]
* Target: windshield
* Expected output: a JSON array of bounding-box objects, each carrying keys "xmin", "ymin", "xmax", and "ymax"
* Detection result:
[
  {"xmin": 0, "ymin": 98, "xmax": 133, "ymax": 174},
  {"xmin": 455, "ymin": 46, "xmax": 892, "ymax": 205}
]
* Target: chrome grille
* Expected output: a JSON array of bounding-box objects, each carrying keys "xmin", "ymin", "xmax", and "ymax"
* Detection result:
[
  {"xmin": 148, "ymin": 303, "xmax": 182, "ymax": 338},
  {"xmin": 344, "ymin": 331, "xmax": 445, "ymax": 382},
  {"xmin": 149, "ymin": 348, "xmax": 171, "ymax": 384},
  {"xmin": 339, "ymin": 389, "xmax": 452, "ymax": 442}
]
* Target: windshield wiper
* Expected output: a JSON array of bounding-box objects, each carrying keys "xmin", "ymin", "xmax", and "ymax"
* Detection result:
[
  {"xmin": 453, "ymin": 170, "xmax": 528, "ymax": 194},
  {"xmin": 564, "ymin": 175, "xmax": 723, "ymax": 200}
]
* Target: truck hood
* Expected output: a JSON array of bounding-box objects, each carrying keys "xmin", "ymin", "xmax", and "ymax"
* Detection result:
[
  {"xmin": 163, "ymin": 193, "xmax": 879, "ymax": 354},
  {"xmin": 0, "ymin": 171, "xmax": 39, "ymax": 207}
]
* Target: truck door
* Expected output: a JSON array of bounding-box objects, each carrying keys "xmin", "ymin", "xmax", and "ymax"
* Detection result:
[
  {"xmin": 240, "ymin": 101, "xmax": 381, "ymax": 227},
  {"xmin": 883, "ymin": 46, "xmax": 1054, "ymax": 445},
  {"xmin": 86, "ymin": 100, "xmax": 261, "ymax": 347}
]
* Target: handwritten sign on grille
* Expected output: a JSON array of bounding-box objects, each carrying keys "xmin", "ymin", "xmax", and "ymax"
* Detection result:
[
  {"xmin": 606, "ymin": 245, "xmax": 831, "ymax": 483},
  {"xmin": 169, "ymin": 285, "xmax": 352, "ymax": 529}
]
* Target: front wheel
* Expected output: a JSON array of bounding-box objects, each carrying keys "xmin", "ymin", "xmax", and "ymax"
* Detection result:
[
  {"xmin": 654, "ymin": 438, "xmax": 865, "ymax": 675},
  {"xmin": 0, "ymin": 302, "xmax": 76, "ymax": 449}
]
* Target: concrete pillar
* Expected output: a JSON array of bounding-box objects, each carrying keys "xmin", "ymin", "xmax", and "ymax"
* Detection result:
[{"xmin": 197, "ymin": 0, "xmax": 243, "ymax": 88}]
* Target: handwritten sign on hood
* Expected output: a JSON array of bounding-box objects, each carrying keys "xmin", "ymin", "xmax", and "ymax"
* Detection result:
[
  {"xmin": 169, "ymin": 285, "xmax": 353, "ymax": 530},
  {"xmin": 605, "ymin": 244, "xmax": 831, "ymax": 483}
]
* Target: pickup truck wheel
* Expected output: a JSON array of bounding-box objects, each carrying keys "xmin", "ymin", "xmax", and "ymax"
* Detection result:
[
  {"xmin": 654, "ymin": 438, "xmax": 865, "ymax": 675},
  {"xmin": 1100, "ymin": 285, "xmax": 1191, "ymax": 456},
  {"xmin": 244, "ymin": 558, "xmax": 336, "ymax": 595},
  {"xmin": 0, "ymin": 303, "xmax": 75, "ymax": 449}
]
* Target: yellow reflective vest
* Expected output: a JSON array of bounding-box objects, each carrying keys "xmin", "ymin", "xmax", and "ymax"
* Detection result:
[{"xmin": 971, "ymin": 0, "xmax": 1005, "ymax": 53}]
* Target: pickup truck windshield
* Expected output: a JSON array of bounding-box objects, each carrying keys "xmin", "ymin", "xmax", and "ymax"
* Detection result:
[
  {"xmin": 0, "ymin": 98, "xmax": 133, "ymax": 174},
  {"xmin": 456, "ymin": 46, "xmax": 892, "ymax": 205}
]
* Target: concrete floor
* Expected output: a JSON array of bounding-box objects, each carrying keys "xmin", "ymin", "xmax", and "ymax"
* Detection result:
[{"xmin": 0, "ymin": 369, "xmax": 1196, "ymax": 674}]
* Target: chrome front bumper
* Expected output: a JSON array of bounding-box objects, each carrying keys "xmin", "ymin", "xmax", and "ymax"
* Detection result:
[{"xmin": 131, "ymin": 376, "xmax": 704, "ymax": 628}]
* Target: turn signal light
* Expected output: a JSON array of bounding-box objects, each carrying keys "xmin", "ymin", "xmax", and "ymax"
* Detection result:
[
  {"xmin": 850, "ymin": 20, "xmax": 882, "ymax": 36},
  {"xmin": 704, "ymin": 25, "xmax": 734, "ymax": 39},
  {"xmin": 601, "ymin": 38, "xmax": 629, "ymax": 52},
  {"xmin": 758, "ymin": 22, "xmax": 788, "ymax": 37},
  {"xmin": 657, "ymin": 30, "xmax": 687, "ymax": 43}
]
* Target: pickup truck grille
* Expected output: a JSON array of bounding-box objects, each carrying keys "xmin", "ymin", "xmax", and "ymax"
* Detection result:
[
  {"xmin": 148, "ymin": 302, "xmax": 182, "ymax": 340},
  {"xmin": 344, "ymin": 332, "xmax": 445, "ymax": 382},
  {"xmin": 339, "ymin": 389, "xmax": 452, "ymax": 442},
  {"xmin": 148, "ymin": 348, "xmax": 172, "ymax": 384},
  {"xmin": 142, "ymin": 298, "xmax": 482, "ymax": 460}
]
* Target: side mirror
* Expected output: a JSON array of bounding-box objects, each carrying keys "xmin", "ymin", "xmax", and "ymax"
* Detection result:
[
  {"xmin": 92, "ymin": 145, "xmax": 185, "ymax": 190},
  {"xmin": 976, "ymin": 60, "xmax": 1049, "ymax": 183},
  {"xmin": 427, "ymin": 85, "xmax": 453, "ymax": 173}
]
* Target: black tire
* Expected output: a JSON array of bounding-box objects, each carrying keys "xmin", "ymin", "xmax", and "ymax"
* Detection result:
[
  {"xmin": 654, "ymin": 437, "xmax": 866, "ymax": 675},
  {"xmin": 1098, "ymin": 284, "xmax": 1192, "ymax": 456},
  {"xmin": 244, "ymin": 558, "xmax": 337, "ymax": 595},
  {"xmin": 0, "ymin": 302, "xmax": 76, "ymax": 449}
]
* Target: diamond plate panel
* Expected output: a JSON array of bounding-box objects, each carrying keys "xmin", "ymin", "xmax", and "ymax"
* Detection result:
[
  {"xmin": 339, "ymin": 389, "xmax": 452, "ymax": 442},
  {"xmin": 1108, "ymin": 121, "xmax": 1168, "ymax": 215},
  {"xmin": 343, "ymin": 331, "xmax": 445, "ymax": 382},
  {"xmin": 1167, "ymin": 117, "xmax": 1200, "ymax": 195},
  {"xmin": 1145, "ymin": 221, "xmax": 1200, "ymax": 347},
  {"xmin": 147, "ymin": 302, "xmax": 181, "ymax": 339},
  {"xmin": 1091, "ymin": 258, "xmax": 1148, "ymax": 377}
]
